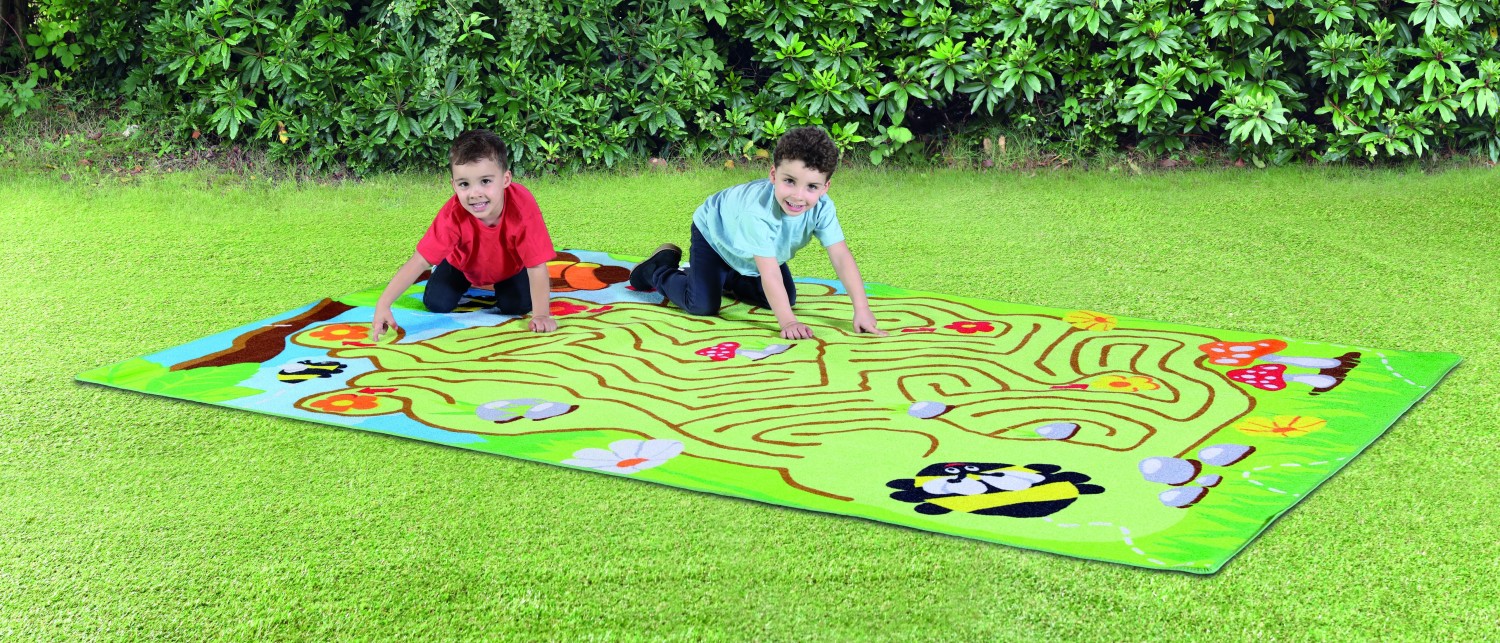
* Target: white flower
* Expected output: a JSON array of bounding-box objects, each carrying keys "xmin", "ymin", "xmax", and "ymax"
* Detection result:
[{"xmin": 562, "ymin": 439, "xmax": 684, "ymax": 474}]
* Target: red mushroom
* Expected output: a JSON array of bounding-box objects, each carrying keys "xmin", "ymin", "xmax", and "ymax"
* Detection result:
[
  {"xmin": 1198, "ymin": 340, "xmax": 1287, "ymax": 366},
  {"xmin": 1199, "ymin": 339, "xmax": 1346, "ymax": 368},
  {"xmin": 695, "ymin": 342, "xmax": 740, "ymax": 362},
  {"xmin": 1226, "ymin": 363, "xmax": 1347, "ymax": 394}
]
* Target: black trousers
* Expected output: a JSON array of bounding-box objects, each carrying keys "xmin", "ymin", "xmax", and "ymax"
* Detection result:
[
  {"xmin": 423, "ymin": 261, "xmax": 532, "ymax": 314},
  {"xmin": 645, "ymin": 224, "xmax": 795, "ymax": 316}
]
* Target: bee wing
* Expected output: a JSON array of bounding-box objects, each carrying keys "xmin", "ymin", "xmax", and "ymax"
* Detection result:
[
  {"xmin": 922, "ymin": 477, "xmax": 988, "ymax": 496},
  {"xmin": 978, "ymin": 471, "xmax": 1044, "ymax": 491}
]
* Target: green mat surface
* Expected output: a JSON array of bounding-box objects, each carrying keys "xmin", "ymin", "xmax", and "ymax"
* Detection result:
[{"xmin": 77, "ymin": 249, "xmax": 1458, "ymax": 573}]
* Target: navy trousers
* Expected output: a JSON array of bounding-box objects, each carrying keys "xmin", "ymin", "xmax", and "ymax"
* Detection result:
[
  {"xmin": 645, "ymin": 224, "xmax": 795, "ymax": 316},
  {"xmin": 423, "ymin": 261, "xmax": 533, "ymax": 314}
]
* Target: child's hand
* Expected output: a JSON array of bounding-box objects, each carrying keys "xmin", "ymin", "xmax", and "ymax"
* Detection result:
[
  {"xmin": 853, "ymin": 312, "xmax": 888, "ymax": 336},
  {"xmin": 372, "ymin": 307, "xmax": 398, "ymax": 342},
  {"xmin": 529, "ymin": 314, "xmax": 557, "ymax": 333},
  {"xmin": 779, "ymin": 320, "xmax": 814, "ymax": 340}
]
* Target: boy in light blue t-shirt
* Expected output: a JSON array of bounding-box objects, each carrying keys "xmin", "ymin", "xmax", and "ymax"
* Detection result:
[{"xmin": 629, "ymin": 126, "xmax": 886, "ymax": 340}]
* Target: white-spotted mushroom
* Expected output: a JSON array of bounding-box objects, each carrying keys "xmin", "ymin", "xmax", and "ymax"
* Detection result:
[
  {"xmin": 1200, "ymin": 339, "xmax": 1353, "ymax": 369},
  {"xmin": 1226, "ymin": 363, "xmax": 1353, "ymax": 395}
]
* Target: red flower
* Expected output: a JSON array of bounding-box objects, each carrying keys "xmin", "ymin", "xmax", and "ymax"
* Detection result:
[
  {"xmin": 309, "ymin": 324, "xmax": 370, "ymax": 341},
  {"xmin": 309, "ymin": 394, "xmax": 380, "ymax": 413},
  {"xmin": 549, "ymin": 301, "xmax": 589, "ymax": 316},
  {"xmin": 944, "ymin": 321, "xmax": 995, "ymax": 334}
]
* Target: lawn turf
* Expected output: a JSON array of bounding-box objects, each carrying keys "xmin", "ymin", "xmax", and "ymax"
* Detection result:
[{"xmin": 2, "ymin": 166, "xmax": 1497, "ymax": 639}]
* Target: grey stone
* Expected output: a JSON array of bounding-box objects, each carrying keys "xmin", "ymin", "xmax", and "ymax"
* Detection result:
[
  {"xmin": 907, "ymin": 401, "xmax": 951, "ymax": 419},
  {"xmin": 1160, "ymin": 486, "xmax": 1208, "ymax": 508},
  {"xmin": 1199, "ymin": 444, "xmax": 1255, "ymax": 466},
  {"xmin": 1195, "ymin": 474, "xmax": 1223, "ymax": 487},
  {"xmin": 524, "ymin": 402, "xmax": 576, "ymax": 421},
  {"xmin": 1139, "ymin": 457, "xmax": 1200, "ymax": 485},
  {"xmin": 476, "ymin": 401, "xmax": 521, "ymax": 423},
  {"xmin": 1035, "ymin": 422, "xmax": 1079, "ymax": 440}
]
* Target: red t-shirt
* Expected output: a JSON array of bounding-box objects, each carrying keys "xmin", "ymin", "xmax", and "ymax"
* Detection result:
[{"xmin": 416, "ymin": 182, "xmax": 556, "ymax": 287}]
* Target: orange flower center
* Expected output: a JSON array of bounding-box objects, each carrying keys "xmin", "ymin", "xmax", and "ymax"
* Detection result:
[
  {"xmin": 331, "ymin": 399, "xmax": 353, "ymax": 408},
  {"xmin": 617, "ymin": 458, "xmax": 648, "ymax": 467},
  {"xmin": 1109, "ymin": 381, "xmax": 1130, "ymax": 387},
  {"xmin": 1094, "ymin": 317, "xmax": 1108, "ymax": 323}
]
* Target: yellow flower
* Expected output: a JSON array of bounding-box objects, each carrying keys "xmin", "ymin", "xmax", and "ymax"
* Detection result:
[
  {"xmin": 1064, "ymin": 310, "xmax": 1117, "ymax": 331},
  {"xmin": 1089, "ymin": 375, "xmax": 1160, "ymax": 392},
  {"xmin": 1236, "ymin": 415, "xmax": 1327, "ymax": 438}
]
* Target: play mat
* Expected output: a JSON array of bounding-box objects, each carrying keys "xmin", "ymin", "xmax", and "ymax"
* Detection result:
[{"xmin": 77, "ymin": 249, "xmax": 1460, "ymax": 573}]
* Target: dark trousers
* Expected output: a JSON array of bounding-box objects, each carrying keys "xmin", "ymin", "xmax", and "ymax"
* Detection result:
[
  {"xmin": 646, "ymin": 224, "xmax": 795, "ymax": 316},
  {"xmin": 424, "ymin": 261, "xmax": 533, "ymax": 314}
]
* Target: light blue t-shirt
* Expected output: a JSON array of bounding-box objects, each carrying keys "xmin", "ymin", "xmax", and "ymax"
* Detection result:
[{"xmin": 691, "ymin": 178, "xmax": 845, "ymax": 276}]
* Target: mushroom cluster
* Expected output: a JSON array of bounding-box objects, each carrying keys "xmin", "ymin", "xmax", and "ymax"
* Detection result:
[
  {"xmin": 1139, "ymin": 443, "xmax": 1255, "ymax": 508},
  {"xmin": 694, "ymin": 342, "xmax": 792, "ymax": 362},
  {"xmin": 695, "ymin": 342, "xmax": 740, "ymax": 361},
  {"xmin": 1200, "ymin": 340, "xmax": 1361, "ymax": 396}
]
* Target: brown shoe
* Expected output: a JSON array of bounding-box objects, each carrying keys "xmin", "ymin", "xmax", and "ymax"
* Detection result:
[{"xmin": 629, "ymin": 243, "xmax": 682, "ymax": 291}]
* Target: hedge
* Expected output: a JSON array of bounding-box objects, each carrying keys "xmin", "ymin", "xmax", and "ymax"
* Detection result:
[{"xmin": 2, "ymin": 0, "xmax": 1498, "ymax": 173}]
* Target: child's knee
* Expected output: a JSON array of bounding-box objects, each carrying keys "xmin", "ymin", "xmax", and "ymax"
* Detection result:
[
  {"xmin": 681, "ymin": 298, "xmax": 722, "ymax": 316},
  {"xmin": 423, "ymin": 291, "xmax": 460, "ymax": 314}
]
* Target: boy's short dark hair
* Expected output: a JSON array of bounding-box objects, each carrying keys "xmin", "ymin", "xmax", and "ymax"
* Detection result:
[
  {"xmin": 773, "ymin": 126, "xmax": 838, "ymax": 179},
  {"xmin": 449, "ymin": 130, "xmax": 509, "ymax": 172}
]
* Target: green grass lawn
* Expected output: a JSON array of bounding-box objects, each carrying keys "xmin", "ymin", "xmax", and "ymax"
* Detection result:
[{"xmin": 3, "ymin": 166, "xmax": 1497, "ymax": 639}]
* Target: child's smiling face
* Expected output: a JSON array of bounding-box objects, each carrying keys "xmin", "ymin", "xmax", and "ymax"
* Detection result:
[
  {"xmin": 769, "ymin": 159, "xmax": 831, "ymax": 217},
  {"xmin": 450, "ymin": 157, "xmax": 511, "ymax": 223}
]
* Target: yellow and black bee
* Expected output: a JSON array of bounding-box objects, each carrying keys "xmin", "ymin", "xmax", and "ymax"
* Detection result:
[
  {"xmin": 277, "ymin": 360, "xmax": 347, "ymax": 383},
  {"xmin": 886, "ymin": 461, "xmax": 1104, "ymax": 518}
]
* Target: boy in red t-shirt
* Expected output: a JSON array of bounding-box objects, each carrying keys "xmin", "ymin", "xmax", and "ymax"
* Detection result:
[{"xmin": 372, "ymin": 130, "xmax": 557, "ymax": 340}]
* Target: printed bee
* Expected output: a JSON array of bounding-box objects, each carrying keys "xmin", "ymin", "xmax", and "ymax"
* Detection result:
[
  {"xmin": 276, "ymin": 360, "xmax": 347, "ymax": 383},
  {"xmin": 886, "ymin": 461, "xmax": 1104, "ymax": 518}
]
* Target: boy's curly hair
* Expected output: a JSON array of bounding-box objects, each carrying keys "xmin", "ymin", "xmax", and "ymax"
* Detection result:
[
  {"xmin": 773, "ymin": 126, "xmax": 838, "ymax": 178},
  {"xmin": 449, "ymin": 130, "xmax": 510, "ymax": 172}
]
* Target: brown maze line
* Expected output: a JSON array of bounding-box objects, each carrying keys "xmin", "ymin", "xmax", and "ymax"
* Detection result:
[
  {"xmin": 327, "ymin": 297, "xmax": 1248, "ymax": 493},
  {"xmin": 840, "ymin": 313, "xmax": 1256, "ymax": 453},
  {"xmin": 377, "ymin": 374, "xmax": 797, "ymax": 459},
  {"xmin": 854, "ymin": 333, "xmax": 1228, "ymax": 418},
  {"xmin": 751, "ymin": 418, "xmax": 896, "ymax": 447},
  {"xmin": 379, "ymin": 359, "xmax": 797, "ymax": 431},
  {"xmin": 852, "ymin": 333, "xmax": 1191, "ymax": 395},
  {"xmin": 394, "ymin": 308, "xmax": 818, "ymax": 386},
  {"xmin": 341, "ymin": 327, "xmax": 811, "ymax": 397},
  {"xmin": 321, "ymin": 304, "xmax": 902, "ymax": 500},
  {"xmin": 785, "ymin": 427, "xmax": 941, "ymax": 457},
  {"xmin": 330, "ymin": 380, "xmax": 856, "ymax": 501},
  {"xmin": 685, "ymin": 400, "xmax": 884, "ymax": 430}
]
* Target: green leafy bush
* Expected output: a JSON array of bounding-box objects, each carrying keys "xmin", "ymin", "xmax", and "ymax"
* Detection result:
[{"xmin": 3, "ymin": 0, "xmax": 1498, "ymax": 172}]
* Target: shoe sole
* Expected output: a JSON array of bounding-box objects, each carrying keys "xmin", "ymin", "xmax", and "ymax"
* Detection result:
[{"xmin": 629, "ymin": 244, "xmax": 681, "ymax": 291}]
